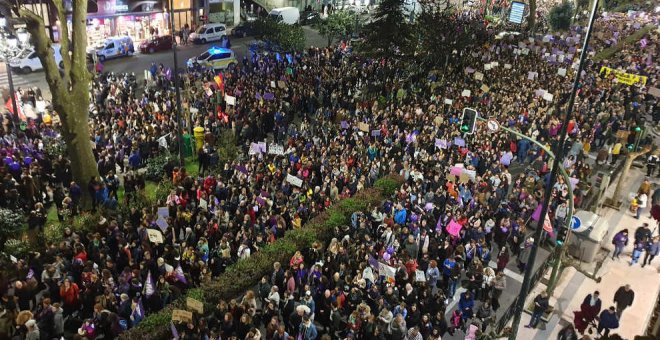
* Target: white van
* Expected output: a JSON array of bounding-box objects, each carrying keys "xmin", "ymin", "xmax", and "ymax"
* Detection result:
[
  {"xmin": 93, "ymin": 36, "xmax": 134, "ymax": 61},
  {"xmin": 189, "ymin": 23, "xmax": 227, "ymax": 44},
  {"xmin": 9, "ymin": 44, "xmax": 64, "ymax": 73},
  {"xmin": 269, "ymin": 7, "xmax": 300, "ymax": 25}
]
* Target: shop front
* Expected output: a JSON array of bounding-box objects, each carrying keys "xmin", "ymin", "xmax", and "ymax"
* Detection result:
[{"xmin": 70, "ymin": 0, "xmax": 194, "ymax": 47}]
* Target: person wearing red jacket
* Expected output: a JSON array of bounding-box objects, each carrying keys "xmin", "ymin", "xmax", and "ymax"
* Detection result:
[{"xmin": 59, "ymin": 278, "xmax": 80, "ymax": 317}]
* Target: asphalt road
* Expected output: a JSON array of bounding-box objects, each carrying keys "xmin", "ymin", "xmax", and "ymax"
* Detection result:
[{"xmin": 0, "ymin": 26, "xmax": 326, "ymax": 100}]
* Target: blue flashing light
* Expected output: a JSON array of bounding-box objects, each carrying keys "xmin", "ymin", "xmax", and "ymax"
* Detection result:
[{"xmin": 209, "ymin": 47, "xmax": 231, "ymax": 55}]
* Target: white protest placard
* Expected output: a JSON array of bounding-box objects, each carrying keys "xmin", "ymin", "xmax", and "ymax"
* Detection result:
[
  {"xmin": 543, "ymin": 92, "xmax": 554, "ymax": 102},
  {"xmin": 270, "ymin": 80, "xmax": 276, "ymax": 88},
  {"xmin": 522, "ymin": 48, "xmax": 530, "ymax": 55},
  {"xmin": 461, "ymin": 90, "xmax": 471, "ymax": 97},
  {"xmin": 415, "ymin": 270, "xmax": 426, "ymax": 282},
  {"xmin": 484, "ymin": 63, "xmax": 492, "ymax": 71},
  {"xmin": 558, "ymin": 68, "xmax": 567, "ymax": 77},
  {"xmin": 474, "ymin": 72, "xmax": 484, "ymax": 81},
  {"xmin": 444, "ymin": 98, "xmax": 453, "ymax": 105},
  {"xmin": 10, "ymin": 255, "xmax": 17, "ymax": 263},
  {"xmin": 268, "ymin": 144, "xmax": 285, "ymax": 155},
  {"xmin": 225, "ymin": 94, "xmax": 236, "ymax": 106},
  {"xmin": 648, "ymin": 87, "xmax": 660, "ymax": 98},
  {"xmin": 463, "ymin": 169, "xmax": 477, "ymax": 181},
  {"xmin": 249, "ymin": 143, "xmax": 262, "ymax": 155},
  {"xmin": 147, "ymin": 229, "xmax": 164, "ymax": 244},
  {"xmin": 492, "ymin": 61, "xmax": 499, "ymax": 67},
  {"xmin": 379, "ymin": 263, "xmax": 396, "ymax": 279},
  {"xmin": 513, "ymin": 48, "xmax": 520, "ymax": 55},
  {"xmin": 504, "ymin": 63, "xmax": 512, "ymax": 69},
  {"xmin": 558, "ymin": 55, "xmax": 565, "ymax": 63},
  {"xmin": 286, "ymin": 174, "xmax": 303, "ymax": 187}
]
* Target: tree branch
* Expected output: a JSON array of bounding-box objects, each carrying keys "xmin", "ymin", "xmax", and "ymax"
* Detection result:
[
  {"xmin": 52, "ymin": 0, "xmax": 71, "ymax": 77},
  {"xmin": 69, "ymin": 0, "xmax": 90, "ymax": 95}
]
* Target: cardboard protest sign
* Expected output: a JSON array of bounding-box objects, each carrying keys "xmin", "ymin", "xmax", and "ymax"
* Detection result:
[
  {"xmin": 459, "ymin": 173, "xmax": 470, "ymax": 184},
  {"xmin": 277, "ymin": 80, "xmax": 286, "ymax": 89},
  {"xmin": 415, "ymin": 270, "xmax": 426, "ymax": 282},
  {"xmin": 286, "ymin": 174, "xmax": 303, "ymax": 187},
  {"xmin": 147, "ymin": 229, "xmax": 164, "ymax": 244},
  {"xmin": 172, "ymin": 309, "xmax": 193, "ymax": 323},
  {"xmin": 358, "ymin": 122, "xmax": 370, "ymax": 132},
  {"xmin": 481, "ymin": 84, "xmax": 490, "ymax": 92},
  {"xmin": 649, "ymin": 87, "xmax": 660, "ymax": 98},
  {"xmin": 268, "ymin": 144, "xmax": 285, "ymax": 155},
  {"xmin": 475, "ymin": 72, "xmax": 484, "ymax": 81},
  {"xmin": 225, "ymin": 95, "xmax": 236, "ymax": 106},
  {"xmin": 379, "ymin": 263, "xmax": 396, "ymax": 279},
  {"xmin": 186, "ymin": 297, "xmax": 204, "ymax": 314}
]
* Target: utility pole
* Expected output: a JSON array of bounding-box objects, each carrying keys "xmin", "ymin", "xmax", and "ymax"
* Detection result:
[
  {"xmin": 169, "ymin": 0, "xmax": 185, "ymax": 166},
  {"xmin": 508, "ymin": 0, "xmax": 599, "ymax": 337}
]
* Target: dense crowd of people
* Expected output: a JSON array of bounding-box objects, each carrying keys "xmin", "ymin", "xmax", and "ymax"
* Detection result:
[{"xmin": 0, "ymin": 6, "xmax": 657, "ymax": 340}]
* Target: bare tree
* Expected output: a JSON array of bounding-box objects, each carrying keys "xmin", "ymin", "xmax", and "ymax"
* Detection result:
[{"xmin": 1, "ymin": 0, "xmax": 99, "ymax": 206}]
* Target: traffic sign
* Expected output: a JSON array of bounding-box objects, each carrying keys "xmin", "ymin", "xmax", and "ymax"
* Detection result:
[
  {"xmin": 570, "ymin": 216, "xmax": 581, "ymax": 231},
  {"xmin": 487, "ymin": 119, "xmax": 499, "ymax": 132}
]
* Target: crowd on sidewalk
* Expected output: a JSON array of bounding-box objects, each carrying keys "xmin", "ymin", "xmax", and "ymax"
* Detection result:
[{"xmin": 0, "ymin": 7, "xmax": 657, "ymax": 340}]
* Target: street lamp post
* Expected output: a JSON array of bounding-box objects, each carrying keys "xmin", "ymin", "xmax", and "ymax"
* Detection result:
[
  {"xmin": 508, "ymin": 0, "xmax": 600, "ymax": 338},
  {"xmin": 0, "ymin": 15, "xmax": 30, "ymax": 127},
  {"xmin": 169, "ymin": 0, "xmax": 185, "ymax": 166}
]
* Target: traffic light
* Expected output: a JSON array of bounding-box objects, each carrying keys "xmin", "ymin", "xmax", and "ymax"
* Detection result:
[
  {"xmin": 556, "ymin": 227, "xmax": 568, "ymax": 246},
  {"xmin": 460, "ymin": 108, "xmax": 478, "ymax": 134}
]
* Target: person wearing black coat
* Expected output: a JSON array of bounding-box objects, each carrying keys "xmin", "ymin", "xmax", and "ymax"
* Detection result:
[
  {"xmin": 597, "ymin": 307, "xmax": 619, "ymax": 338},
  {"xmin": 557, "ymin": 324, "xmax": 579, "ymax": 340}
]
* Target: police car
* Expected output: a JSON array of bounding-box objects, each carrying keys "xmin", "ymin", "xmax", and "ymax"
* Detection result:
[{"xmin": 186, "ymin": 47, "xmax": 237, "ymax": 70}]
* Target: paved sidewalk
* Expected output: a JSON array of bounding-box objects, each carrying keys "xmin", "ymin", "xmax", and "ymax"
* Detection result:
[{"xmin": 510, "ymin": 167, "xmax": 660, "ymax": 339}]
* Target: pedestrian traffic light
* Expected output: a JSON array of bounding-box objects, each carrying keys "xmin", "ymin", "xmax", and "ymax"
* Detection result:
[
  {"xmin": 460, "ymin": 108, "xmax": 478, "ymax": 134},
  {"xmin": 556, "ymin": 226, "xmax": 568, "ymax": 246}
]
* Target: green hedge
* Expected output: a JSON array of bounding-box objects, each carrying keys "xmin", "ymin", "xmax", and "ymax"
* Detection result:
[{"xmin": 120, "ymin": 174, "xmax": 403, "ymax": 339}]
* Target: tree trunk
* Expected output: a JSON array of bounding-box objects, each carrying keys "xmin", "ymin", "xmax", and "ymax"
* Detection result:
[
  {"xmin": 611, "ymin": 147, "xmax": 651, "ymax": 205},
  {"xmin": 15, "ymin": 0, "xmax": 100, "ymax": 208},
  {"xmin": 528, "ymin": 0, "xmax": 536, "ymax": 32}
]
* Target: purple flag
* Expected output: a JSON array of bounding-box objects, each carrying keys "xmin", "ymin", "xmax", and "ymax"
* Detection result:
[
  {"xmin": 171, "ymin": 322, "xmax": 180, "ymax": 339},
  {"xmin": 174, "ymin": 264, "xmax": 188, "ymax": 285},
  {"xmin": 453, "ymin": 137, "xmax": 465, "ymax": 147},
  {"xmin": 368, "ymin": 255, "xmax": 379, "ymax": 269},
  {"xmin": 235, "ymin": 165, "xmax": 248, "ymax": 174},
  {"xmin": 466, "ymin": 67, "xmax": 476, "ymax": 73},
  {"xmin": 144, "ymin": 271, "xmax": 155, "ymax": 297},
  {"xmin": 531, "ymin": 203, "xmax": 543, "ymax": 221},
  {"xmin": 256, "ymin": 196, "xmax": 265, "ymax": 206},
  {"xmin": 340, "ymin": 121, "xmax": 349, "ymax": 129},
  {"xmin": 263, "ymin": 92, "xmax": 275, "ymax": 101},
  {"xmin": 234, "ymin": 89, "xmax": 242, "ymax": 97},
  {"xmin": 640, "ymin": 38, "xmax": 648, "ymax": 48}
]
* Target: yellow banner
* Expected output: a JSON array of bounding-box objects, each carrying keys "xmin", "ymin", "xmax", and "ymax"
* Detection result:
[{"xmin": 600, "ymin": 66, "xmax": 647, "ymax": 86}]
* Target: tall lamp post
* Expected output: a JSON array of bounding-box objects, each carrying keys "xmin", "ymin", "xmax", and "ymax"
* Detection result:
[
  {"xmin": 508, "ymin": 0, "xmax": 600, "ymax": 338},
  {"xmin": 0, "ymin": 15, "xmax": 30, "ymax": 126},
  {"xmin": 168, "ymin": 0, "xmax": 185, "ymax": 166}
]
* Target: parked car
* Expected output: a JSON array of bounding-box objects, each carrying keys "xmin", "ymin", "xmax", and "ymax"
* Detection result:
[
  {"xmin": 231, "ymin": 23, "xmax": 256, "ymax": 38},
  {"xmin": 300, "ymin": 10, "xmax": 320, "ymax": 25},
  {"xmin": 139, "ymin": 35, "xmax": 173, "ymax": 54},
  {"xmin": 269, "ymin": 7, "xmax": 300, "ymax": 25},
  {"xmin": 9, "ymin": 44, "xmax": 63, "ymax": 73},
  {"xmin": 189, "ymin": 23, "xmax": 227, "ymax": 44}
]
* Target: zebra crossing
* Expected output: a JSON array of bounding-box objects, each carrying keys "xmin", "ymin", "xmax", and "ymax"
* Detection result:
[{"xmin": 0, "ymin": 70, "xmax": 38, "ymax": 90}]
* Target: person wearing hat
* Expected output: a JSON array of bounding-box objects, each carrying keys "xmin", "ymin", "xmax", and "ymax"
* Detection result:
[{"xmin": 25, "ymin": 319, "xmax": 40, "ymax": 340}]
